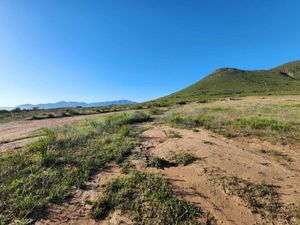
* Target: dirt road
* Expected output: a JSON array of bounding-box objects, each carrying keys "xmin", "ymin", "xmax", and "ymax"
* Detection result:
[{"xmin": 0, "ymin": 114, "xmax": 104, "ymax": 153}]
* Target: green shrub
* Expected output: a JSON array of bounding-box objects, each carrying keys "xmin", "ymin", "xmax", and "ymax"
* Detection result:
[
  {"xmin": 148, "ymin": 108, "xmax": 162, "ymax": 115},
  {"xmin": 149, "ymin": 157, "xmax": 173, "ymax": 169}
]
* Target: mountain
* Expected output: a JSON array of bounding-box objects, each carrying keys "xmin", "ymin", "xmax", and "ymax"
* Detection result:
[
  {"xmin": 18, "ymin": 100, "xmax": 136, "ymax": 110},
  {"xmin": 155, "ymin": 60, "xmax": 300, "ymax": 104}
]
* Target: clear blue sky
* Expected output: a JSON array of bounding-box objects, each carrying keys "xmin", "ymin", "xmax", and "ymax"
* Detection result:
[{"xmin": 1, "ymin": 0, "xmax": 300, "ymax": 106}]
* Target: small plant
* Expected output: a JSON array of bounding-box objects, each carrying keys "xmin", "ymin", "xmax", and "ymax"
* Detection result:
[
  {"xmin": 170, "ymin": 152, "xmax": 197, "ymax": 166},
  {"xmin": 203, "ymin": 140, "xmax": 214, "ymax": 145},
  {"xmin": 214, "ymin": 174, "xmax": 300, "ymax": 224},
  {"xmin": 260, "ymin": 149, "xmax": 292, "ymax": 163},
  {"xmin": 148, "ymin": 108, "xmax": 162, "ymax": 115},
  {"xmin": 92, "ymin": 170, "xmax": 199, "ymax": 224},
  {"xmin": 47, "ymin": 113, "xmax": 56, "ymax": 118},
  {"xmin": 167, "ymin": 130, "xmax": 182, "ymax": 138},
  {"xmin": 235, "ymin": 117, "xmax": 290, "ymax": 132},
  {"xmin": 149, "ymin": 157, "xmax": 173, "ymax": 169}
]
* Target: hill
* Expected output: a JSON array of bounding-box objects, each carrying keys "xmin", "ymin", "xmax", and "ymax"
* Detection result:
[
  {"xmin": 17, "ymin": 100, "xmax": 136, "ymax": 110},
  {"xmin": 154, "ymin": 60, "xmax": 300, "ymax": 105}
]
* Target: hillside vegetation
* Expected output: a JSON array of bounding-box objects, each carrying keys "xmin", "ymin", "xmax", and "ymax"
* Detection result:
[{"xmin": 153, "ymin": 60, "xmax": 300, "ymax": 105}]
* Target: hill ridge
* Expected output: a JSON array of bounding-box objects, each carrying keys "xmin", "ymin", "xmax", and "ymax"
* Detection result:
[{"xmin": 152, "ymin": 60, "xmax": 300, "ymax": 105}]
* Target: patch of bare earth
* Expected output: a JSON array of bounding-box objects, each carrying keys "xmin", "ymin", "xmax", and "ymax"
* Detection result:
[
  {"xmin": 138, "ymin": 123, "xmax": 300, "ymax": 225},
  {"xmin": 36, "ymin": 164, "xmax": 132, "ymax": 225},
  {"xmin": 0, "ymin": 114, "xmax": 106, "ymax": 153}
]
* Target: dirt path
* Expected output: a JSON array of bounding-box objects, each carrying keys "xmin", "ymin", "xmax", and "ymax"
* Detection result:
[
  {"xmin": 0, "ymin": 114, "xmax": 107, "ymax": 153},
  {"xmin": 7, "ymin": 118, "xmax": 299, "ymax": 224},
  {"xmin": 36, "ymin": 164, "xmax": 132, "ymax": 225},
  {"xmin": 139, "ymin": 124, "xmax": 300, "ymax": 225}
]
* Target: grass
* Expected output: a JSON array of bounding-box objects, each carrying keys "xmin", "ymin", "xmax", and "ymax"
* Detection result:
[
  {"xmin": 150, "ymin": 60, "xmax": 300, "ymax": 105},
  {"xmin": 166, "ymin": 130, "xmax": 182, "ymax": 138},
  {"xmin": 0, "ymin": 112, "xmax": 150, "ymax": 224},
  {"xmin": 170, "ymin": 152, "xmax": 198, "ymax": 166},
  {"xmin": 0, "ymin": 131, "xmax": 43, "ymax": 145},
  {"xmin": 216, "ymin": 175, "xmax": 300, "ymax": 224},
  {"xmin": 92, "ymin": 170, "xmax": 199, "ymax": 225},
  {"xmin": 163, "ymin": 96, "xmax": 300, "ymax": 143},
  {"xmin": 260, "ymin": 149, "xmax": 292, "ymax": 163},
  {"xmin": 0, "ymin": 103, "xmax": 151, "ymax": 124},
  {"xmin": 149, "ymin": 157, "xmax": 174, "ymax": 169},
  {"xmin": 235, "ymin": 117, "xmax": 290, "ymax": 132}
]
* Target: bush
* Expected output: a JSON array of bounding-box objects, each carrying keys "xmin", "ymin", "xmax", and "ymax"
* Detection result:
[
  {"xmin": 149, "ymin": 157, "xmax": 173, "ymax": 169},
  {"xmin": 148, "ymin": 108, "xmax": 162, "ymax": 115}
]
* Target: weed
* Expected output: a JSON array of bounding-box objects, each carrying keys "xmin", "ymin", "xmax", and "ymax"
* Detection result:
[
  {"xmin": 148, "ymin": 108, "xmax": 163, "ymax": 115},
  {"xmin": 149, "ymin": 157, "xmax": 174, "ymax": 169},
  {"xmin": 167, "ymin": 130, "xmax": 182, "ymax": 138},
  {"xmin": 0, "ymin": 112, "xmax": 149, "ymax": 224},
  {"xmin": 260, "ymin": 149, "xmax": 292, "ymax": 163},
  {"xmin": 170, "ymin": 152, "xmax": 197, "ymax": 166},
  {"xmin": 236, "ymin": 117, "xmax": 290, "ymax": 132},
  {"xmin": 215, "ymin": 174, "xmax": 300, "ymax": 224},
  {"xmin": 92, "ymin": 170, "xmax": 199, "ymax": 224}
]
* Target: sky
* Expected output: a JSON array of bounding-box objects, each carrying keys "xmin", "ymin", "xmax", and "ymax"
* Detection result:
[{"xmin": 0, "ymin": 0, "xmax": 300, "ymax": 106}]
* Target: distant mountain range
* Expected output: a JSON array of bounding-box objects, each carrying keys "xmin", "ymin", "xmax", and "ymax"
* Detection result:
[{"xmin": 16, "ymin": 100, "xmax": 136, "ymax": 110}]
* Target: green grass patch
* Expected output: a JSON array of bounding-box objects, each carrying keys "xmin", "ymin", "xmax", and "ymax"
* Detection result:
[
  {"xmin": 92, "ymin": 170, "xmax": 199, "ymax": 224},
  {"xmin": 170, "ymin": 152, "xmax": 198, "ymax": 166},
  {"xmin": 166, "ymin": 113, "xmax": 213, "ymax": 130},
  {"xmin": 149, "ymin": 157, "xmax": 174, "ymax": 169},
  {"xmin": 0, "ymin": 112, "xmax": 150, "ymax": 224},
  {"xmin": 235, "ymin": 117, "xmax": 290, "ymax": 132}
]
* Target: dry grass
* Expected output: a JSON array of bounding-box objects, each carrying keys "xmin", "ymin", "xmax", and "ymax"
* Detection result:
[{"xmin": 164, "ymin": 96, "xmax": 300, "ymax": 143}]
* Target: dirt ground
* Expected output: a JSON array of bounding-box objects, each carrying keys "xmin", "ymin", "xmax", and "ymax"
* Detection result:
[
  {"xmin": 34, "ymin": 121, "xmax": 300, "ymax": 225},
  {"xmin": 140, "ymin": 124, "xmax": 300, "ymax": 225},
  {"xmin": 0, "ymin": 114, "xmax": 107, "ymax": 153},
  {"xmin": 1, "ymin": 102, "xmax": 299, "ymax": 224},
  {"xmin": 36, "ymin": 164, "xmax": 132, "ymax": 225}
]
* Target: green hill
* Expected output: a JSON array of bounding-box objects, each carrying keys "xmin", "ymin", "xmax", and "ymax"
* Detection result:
[{"xmin": 153, "ymin": 60, "xmax": 300, "ymax": 105}]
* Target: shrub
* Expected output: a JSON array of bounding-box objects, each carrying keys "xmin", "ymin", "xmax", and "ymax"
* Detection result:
[
  {"xmin": 149, "ymin": 157, "xmax": 173, "ymax": 169},
  {"xmin": 148, "ymin": 108, "xmax": 162, "ymax": 115}
]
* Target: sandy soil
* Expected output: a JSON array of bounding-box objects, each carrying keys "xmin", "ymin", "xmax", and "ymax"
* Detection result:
[
  {"xmin": 3, "ymin": 106, "xmax": 299, "ymax": 224},
  {"xmin": 0, "ymin": 114, "xmax": 106, "ymax": 153},
  {"xmin": 139, "ymin": 124, "xmax": 300, "ymax": 225},
  {"xmin": 36, "ymin": 164, "xmax": 132, "ymax": 225}
]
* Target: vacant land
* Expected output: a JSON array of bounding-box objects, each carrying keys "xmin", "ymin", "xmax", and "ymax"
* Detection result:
[
  {"xmin": 0, "ymin": 96, "xmax": 300, "ymax": 225},
  {"xmin": 0, "ymin": 114, "xmax": 111, "ymax": 153}
]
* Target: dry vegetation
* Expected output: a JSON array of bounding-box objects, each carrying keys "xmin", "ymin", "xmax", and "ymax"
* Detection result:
[
  {"xmin": 1, "ymin": 96, "xmax": 300, "ymax": 225},
  {"xmin": 164, "ymin": 95, "xmax": 300, "ymax": 143}
]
